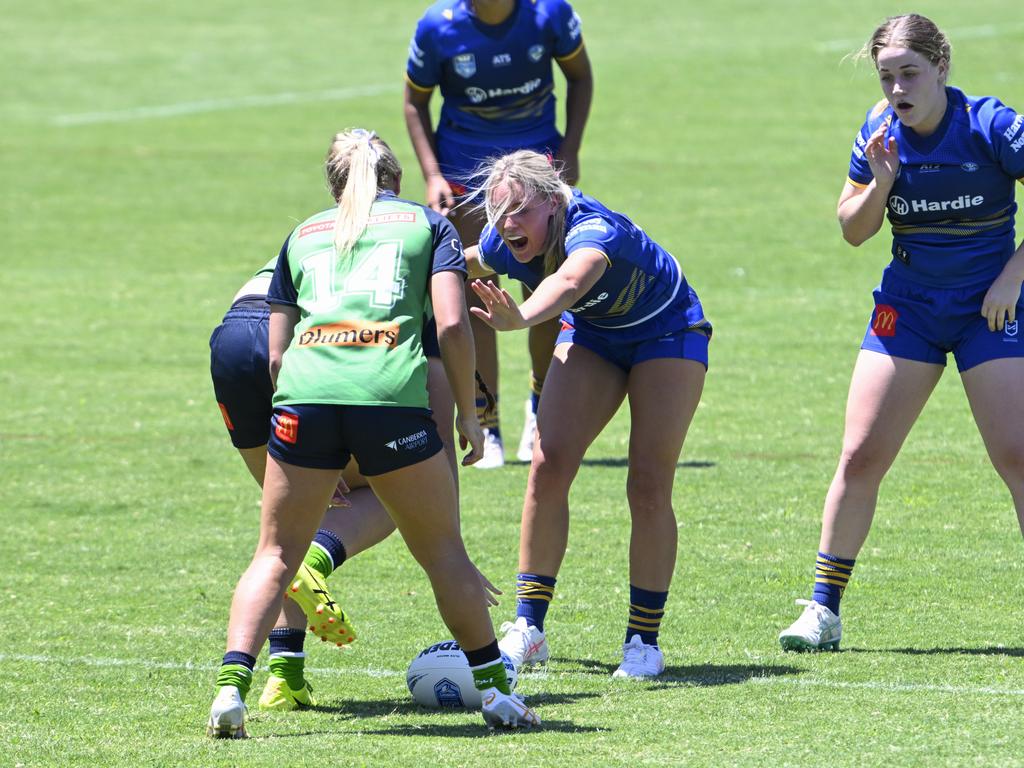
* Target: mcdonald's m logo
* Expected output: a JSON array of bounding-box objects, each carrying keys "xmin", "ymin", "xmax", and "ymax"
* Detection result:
[
  {"xmin": 871, "ymin": 304, "xmax": 898, "ymax": 337},
  {"xmin": 274, "ymin": 411, "xmax": 299, "ymax": 445}
]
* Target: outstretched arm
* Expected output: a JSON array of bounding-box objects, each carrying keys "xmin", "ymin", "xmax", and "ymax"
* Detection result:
[{"xmin": 470, "ymin": 247, "xmax": 607, "ymax": 330}]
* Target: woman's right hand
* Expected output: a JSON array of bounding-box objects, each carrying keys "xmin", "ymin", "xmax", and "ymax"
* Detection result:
[
  {"xmin": 426, "ymin": 174, "xmax": 455, "ymax": 217},
  {"xmin": 456, "ymin": 411, "xmax": 485, "ymax": 466},
  {"xmin": 864, "ymin": 121, "xmax": 900, "ymax": 189}
]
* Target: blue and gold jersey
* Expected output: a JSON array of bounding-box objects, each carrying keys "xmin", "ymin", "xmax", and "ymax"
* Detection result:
[
  {"xmin": 848, "ymin": 86, "xmax": 1024, "ymax": 288},
  {"xmin": 479, "ymin": 190, "xmax": 706, "ymax": 341},
  {"xmin": 406, "ymin": 0, "xmax": 583, "ymax": 145}
]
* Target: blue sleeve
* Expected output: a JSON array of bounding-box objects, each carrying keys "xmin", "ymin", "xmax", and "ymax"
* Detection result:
[
  {"xmin": 406, "ymin": 13, "xmax": 442, "ymax": 90},
  {"xmin": 267, "ymin": 235, "xmax": 298, "ymax": 307},
  {"xmin": 847, "ymin": 116, "xmax": 875, "ymax": 187},
  {"xmin": 979, "ymin": 98, "xmax": 1024, "ymax": 180},
  {"xmin": 427, "ymin": 209, "xmax": 468, "ymax": 277},
  {"xmin": 477, "ymin": 223, "xmax": 511, "ymax": 276},
  {"xmin": 549, "ymin": 0, "xmax": 583, "ymax": 59},
  {"xmin": 565, "ymin": 215, "xmax": 618, "ymax": 261}
]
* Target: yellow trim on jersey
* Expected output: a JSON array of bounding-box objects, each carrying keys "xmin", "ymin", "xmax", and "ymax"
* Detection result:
[
  {"xmin": 869, "ymin": 98, "xmax": 889, "ymax": 119},
  {"xmin": 554, "ymin": 40, "xmax": 585, "ymax": 62},
  {"xmin": 405, "ymin": 74, "xmax": 434, "ymax": 93},
  {"xmin": 846, "ymin": 177, "xmax": 869, "ymax": 189}
]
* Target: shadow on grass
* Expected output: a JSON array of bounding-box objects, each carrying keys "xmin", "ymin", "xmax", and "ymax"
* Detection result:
[
  {"xmin": 552, "ymin": 657, "xmax": 803, "ymax": 687},
  {"xmin": 507, "ymin": 458, "xmax": 716, "ymax": 468},
  {"xmin": 250, "ymin": 694, "xmax": 597, "ymax": 738},
  {"xmin": 843, "ymin": 646, "xmax": 1024, "ymax": 657}
]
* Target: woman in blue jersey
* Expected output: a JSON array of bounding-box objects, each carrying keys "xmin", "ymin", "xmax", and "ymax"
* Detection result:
[
  {"xmin": 464, "ymin": 150, "xmax": 710, "ymax": 678},
  {"xmin": 207, "ymin": 129, "xmax": 539, "ymax": 737},
  {"xmin": 404, "ymin": 0, "xmax": 593, "ymax": 468},
  {"xmin": 779, "ymin": 14, "xmax": 1024, "ymax": 651}
]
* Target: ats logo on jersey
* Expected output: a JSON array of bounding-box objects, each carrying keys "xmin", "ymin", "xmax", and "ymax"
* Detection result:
[
  {"xmin": 299, "ymin": 320, "xmax": 400, "ymax": 348},
  {"xmin": 871, "ymin": 304, "xmax": 898, "ymax": 337},
  {"xmin": 274, "ymin": 412, "xmax": 298, "ymax": 445}
]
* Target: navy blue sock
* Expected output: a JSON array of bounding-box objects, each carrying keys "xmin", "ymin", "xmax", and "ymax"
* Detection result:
[
  {"xmin": 312, "ymin": 528, "xmax": 347, "ymax": 571},
  {"xmin": 268, "ymin": 627, "xmax": 306, "ymax": 655},
  {"xmin": 530, "ymin": 391, "xmax": 540, "ymax": 414},
  {"xmin": 626, "ymin": 585, "xmax": 668, "ymax": 647},
  {"xmin": 811, "ymin": 552, "xmax": 856, "ymax": 615},
  {"xmin": 514, "ymin": 572, "xmax": 556, "ymax": 632}
]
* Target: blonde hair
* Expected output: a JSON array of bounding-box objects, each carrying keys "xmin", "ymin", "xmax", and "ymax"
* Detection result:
[
  {"xmin": 474, "ymin": 150, "xmax": 573, "ymax": 277},
  {"xmin": 856, "ymin": 14, "xmax": 951, "ymax": 72},
  {"xmin": 324, "ymin": 129, "xmax": 402, "ymax": 255}
]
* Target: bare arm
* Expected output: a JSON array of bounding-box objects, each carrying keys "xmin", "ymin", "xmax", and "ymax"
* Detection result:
[
  {"xmin": 838, "ymin": 123, "xmax": 899, "ymax": 246},
  {"xmin": 430, "ymin": 269, "xmax": 484, "ymax": 464},
  {"xmin": 403, "ymin": 82, "xmax": 454, "ymax": 214},
  {"xmin": 268, "ymin": 304, "xmax": 299, "ymax": 389},
  {"xmin": 555, "ymin": 45, "xmax": 593, "ymax": 185},
  {"xmin": 463, "ymin": 244, "xmax": 497, "ymax": 280},
  {"xmin": 470, "ymin": 247, "xmax": 608, "ymax": 330},
  {"xmin": 982, "ymin": 239, "xmax": 1024, "ymax": 331}
]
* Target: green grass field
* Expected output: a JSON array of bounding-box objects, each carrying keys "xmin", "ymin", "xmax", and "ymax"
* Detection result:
[{"xmin": 4, "ymin": 1, "xmax": 1024, "ymax": 765}]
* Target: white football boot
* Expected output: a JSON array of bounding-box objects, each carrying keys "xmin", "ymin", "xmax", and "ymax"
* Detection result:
[
  {"xmin": 516, "ymin": 398, "xmax": 537, "ymax": 463},
  {"xmin": 778, "ymin": 599, "xmax": 842, "ymax": 651},
  {"xmin": 474, "ymin": 428, "xmax": 505, "ymax": 469},
  {"xmin": 206, "ymin": 685, "xmax": 248, "ymax": 739},
  {"xmin": 498, "ymin": 616, "xmax": 549, "ymax": 668},
  {"xmin": 480, "ymin": 688, "xmax": 541, "ymax": 729},
  {"xmin": 612, "ymin": 634, "xmax": 665, "ymax": 679}
]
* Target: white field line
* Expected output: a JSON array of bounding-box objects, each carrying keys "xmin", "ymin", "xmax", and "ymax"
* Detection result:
[
  {"xmin": 51, "ymin": 83, "xmax": 397, "ymax": 127},
  {"xmin": 815, "ymin": 23, "xmax": 1024, "ymax": 54},
  {"xmin": 4, "ymin": 652, "xmax": 1024, "ymax": 696}
]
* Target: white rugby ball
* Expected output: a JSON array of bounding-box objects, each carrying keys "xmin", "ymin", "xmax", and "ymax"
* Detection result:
[{"xmin": 406, "ymin": 640, "xmax": 517, "ymax": 709}]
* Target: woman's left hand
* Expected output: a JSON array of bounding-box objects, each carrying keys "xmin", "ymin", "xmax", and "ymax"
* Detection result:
[
  {"xmin": 469, "ymin": 280, "xmax": 528, "ymax": 331},
  {"xmin": 981, "ymin": 273, "xmax": 1023, "ymax": 331}
]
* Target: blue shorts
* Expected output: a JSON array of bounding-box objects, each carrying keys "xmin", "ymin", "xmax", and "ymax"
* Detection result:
[
  {"xmin": 209, "ymin": 299, "xmax": 440, "ymax": 449},
  {"xmin": 267, "ymin": 404, "xmax": 443, "ymax": 475},
  {"xmin": 209, "ymin": 297, "xmax": 273, "ymax": 449},
  {"xmin": 556, "ymin": 321, "xmax": 711, "ymax": 372},
  {"xmin": 436, "ymin": 131, "xmax": 561, "ymax": 196},
  {"xmin": 860, "ymin": 270, "xmax": 1024, "ymax": 372}
]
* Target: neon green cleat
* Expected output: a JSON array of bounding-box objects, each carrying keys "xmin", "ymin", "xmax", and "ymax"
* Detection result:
[
  {"xmin": 258, "ymin": 675, "xmax": 316, "ymax": 711},
  {"xmin": 285, "ymin": 562, "xmax": 357, "ymax": 647}
]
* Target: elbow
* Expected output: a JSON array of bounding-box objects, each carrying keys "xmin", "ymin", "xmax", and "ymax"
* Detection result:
[{"xmin": 841, "ymin": 229, "xmax": 867, "ymax": 247}]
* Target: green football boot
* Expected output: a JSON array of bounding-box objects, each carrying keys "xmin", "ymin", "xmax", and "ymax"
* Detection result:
[{"xmin": 285, "ymin": 562, "xmax": 356, "ymax": 647}]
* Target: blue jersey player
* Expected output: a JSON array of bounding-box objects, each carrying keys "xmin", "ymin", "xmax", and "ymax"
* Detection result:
[
  {"xmin": 464, "ymin": 149, "xmax": 711, "ymax": 679},
  {"xmin": 404, "ymin": 0, "xmax": 594, "ymax": 469},
  {"xmin": 780, "ymin": 14, "xmax": 1024, "ymax": 652}
]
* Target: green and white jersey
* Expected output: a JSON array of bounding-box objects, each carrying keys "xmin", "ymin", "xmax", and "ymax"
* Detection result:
[
  {"xmin": 267, "ymin": 192, "xmax": 466, "ymax": 408},
  {"xmin": 254, "ymin": 254, "xmax": 278, "ymax": 278}
]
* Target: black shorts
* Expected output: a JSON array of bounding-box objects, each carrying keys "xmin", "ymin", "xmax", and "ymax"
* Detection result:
[
  {"xmin": 209, "ymin": 297, "xmax": 273, "ymax": 449},
  {"xmin": 267, "ymin": 404, "xmax": 443, "ymax": 475}
]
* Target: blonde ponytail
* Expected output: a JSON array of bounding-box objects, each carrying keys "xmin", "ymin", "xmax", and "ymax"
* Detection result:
[{"xmin": 324, "ymin": 129, "xmax": 403, "ymax": 256}]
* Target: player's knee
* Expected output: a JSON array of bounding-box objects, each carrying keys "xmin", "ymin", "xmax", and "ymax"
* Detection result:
[
  {"xmin": 989, "ymin": 442, "xmax": 1024, "ymax": 485},
  {"xmin": 625, "ymin": 468, "xmax": 674, "ymax": 519},
  {"xmin": 530, "ymin": 441, "xmax": 578, "ymax": 490},
  {"xmin": 836, "ymin": 442, "xmax": 893, "ymax": 484}
]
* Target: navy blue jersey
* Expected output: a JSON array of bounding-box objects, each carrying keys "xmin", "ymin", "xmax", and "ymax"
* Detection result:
[
  {"xmin": 406, "ymin": 0, "xmax": 583, "ymax": 145},
  {"xmin": 848, "ymin": 87, "xmax": 1024, "ymax": 288},
  {"xmin": 479, "ymin": 189, "xmax": 706, "ymax": 341}
]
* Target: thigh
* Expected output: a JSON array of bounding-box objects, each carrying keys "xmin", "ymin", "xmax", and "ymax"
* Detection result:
[
  {"xmin": 841, "ymin": 349, "xmax": 944, "ymax": 459},
  {"xmin": 536, "ymin": 342, "xmax": 628, "ymax": 464},
  {"xmin": 626, "ymin": 358, "xmax": 705, "ymax": 472},
  {"xmin": 366, "ymin": 450, "xmax": 462, "ymax": 565},
  {"xmin": 961, "ymin": 357, "xmax": 1024, "ymax": 460}
]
